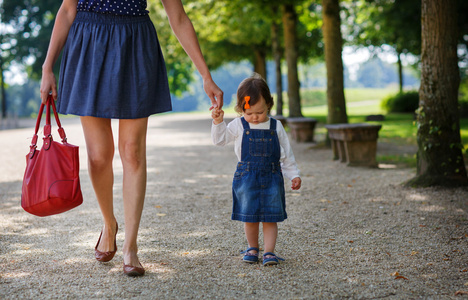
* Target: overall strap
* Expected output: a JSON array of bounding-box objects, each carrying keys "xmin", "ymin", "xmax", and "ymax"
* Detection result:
[
  {"xmin": 269, "ymin": 118, "xmax": 277, "ymax": 130},
  {"xmin": 240, "ymin": 117, "xmax": 250, "ymax": 129},
  {"xmin": 240, "ymin": 117, "xmax": 250, "ymax": 161}
]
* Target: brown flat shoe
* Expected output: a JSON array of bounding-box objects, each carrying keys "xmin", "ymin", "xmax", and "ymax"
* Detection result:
[
  {"xmin": 95, "ymin": 222, "xmax": 118, "ymax": 262},
  {"xmin": 123, "ymin": 263, "xmax": 145, "ymax": 277}
]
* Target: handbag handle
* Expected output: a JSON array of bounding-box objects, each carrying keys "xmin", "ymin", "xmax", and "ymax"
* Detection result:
[{"xmin": 29, "ymin": 96, "xmax": 68, "ymax": 158}]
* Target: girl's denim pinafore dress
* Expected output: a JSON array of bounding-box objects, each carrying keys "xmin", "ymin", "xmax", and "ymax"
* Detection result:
[{"xmin": 232, "ymin": 117, "xmax": 287, "ymax": 223}]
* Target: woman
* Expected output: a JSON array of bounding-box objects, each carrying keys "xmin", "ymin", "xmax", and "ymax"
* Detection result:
[{"xmin": 40, "ymin": 0, "xmax": 223, "ymax": 277}]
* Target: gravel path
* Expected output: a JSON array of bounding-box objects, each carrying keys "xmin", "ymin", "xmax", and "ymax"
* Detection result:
[{"xmin": 1, "ymin": 113, "xmax": 467, "ymax": 299}]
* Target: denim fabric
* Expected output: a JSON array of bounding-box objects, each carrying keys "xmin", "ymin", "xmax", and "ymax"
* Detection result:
[
  {"xmin": 232, "ymin": 118, "xmax": 287, "ymax": 222},
  {"xmin": 57, "ymin": 12, "xmax": 172, "ymax": 119}
]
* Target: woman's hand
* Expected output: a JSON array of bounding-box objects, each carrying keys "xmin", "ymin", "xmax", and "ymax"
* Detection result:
[
  {"xmin": 40, "ymin": 68, "xmax": 57, "ymax": 104},
  {"xmin": 38, "ymin": 0, "xmax": 78, "ymax": 104},
  {"xmin": 211, "ymin": 108, "xmax": 224, "ymax": 125},
  {"xmin": 203, "ymin": 77, "xmax": 224, "ymax": 111}
]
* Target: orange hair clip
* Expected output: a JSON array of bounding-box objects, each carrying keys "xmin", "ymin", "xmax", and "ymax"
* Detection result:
[{"xmin": 244, "ymin": 96, "xmax": 251, "ymax": 109}]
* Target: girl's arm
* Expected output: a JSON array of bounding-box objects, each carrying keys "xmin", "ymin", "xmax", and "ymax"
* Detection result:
[
  {"xmin": 211, "ymin": 118, "xmax": 240, "ymax": 147},
  {"xmin": 40, "ymin": 0, "xmax": 78, "ymax": 104},
  {"xmin": 160, "ymin": 0, "xmax": 223, "ymax": 109},
  {"xmin": 277, "ymin": 122, "xmax": 301, "ymax": 181}
]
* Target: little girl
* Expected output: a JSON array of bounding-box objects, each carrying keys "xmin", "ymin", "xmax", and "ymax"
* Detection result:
[{"xmin": 211, "ymin": 74, "xmax": 301, "ymax": 266}]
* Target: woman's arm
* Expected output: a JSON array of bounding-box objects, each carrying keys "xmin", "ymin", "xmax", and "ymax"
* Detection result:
[
  {"xmin": 160, "ymin": 0, "xmax": 223, "ymax": 109},
  {"xmin": 40, "ymin": 0, "xmax": 78, "ymax": 103}
]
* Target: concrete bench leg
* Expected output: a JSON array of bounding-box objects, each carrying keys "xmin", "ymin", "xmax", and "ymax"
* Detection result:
[
  {"xmin": 330, "ymin": 139, "xmax": 339, "ymax": 160},
  {"xmin": 344, "ymin": 141, "xmax": 378, "ymax": 167},
  {"xmin": 337, "ymin": 140, "xmax": 347, "ymax": 163},
  {"xmin": 331, "ymin": 139, "xmax": 347, "ymax": 162}
]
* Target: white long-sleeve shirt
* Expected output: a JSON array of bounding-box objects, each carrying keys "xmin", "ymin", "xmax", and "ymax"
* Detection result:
[{"xmin": 211, "ymin": 117, "xmax": 300, "ymax": 181}]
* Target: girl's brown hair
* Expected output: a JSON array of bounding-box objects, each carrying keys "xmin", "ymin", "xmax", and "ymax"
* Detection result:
[{"xmin": 235, "ymin": 73, "xmax": 274, "ymax": 114}]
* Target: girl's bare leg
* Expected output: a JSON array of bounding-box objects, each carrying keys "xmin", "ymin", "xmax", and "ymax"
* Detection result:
[
  {"xmin": 244, "ymin": 222, "xmax": 260, "ymax": 253},
  {"xmin": 118, "ymin": 118, "xmax": 148, "ymax": 267},
  {"xmin": 263, "ymin": 222, "xmax": 278, "ymax": 255},
  {"xmin": 80, "ymin": 117, "xmax": 117, "ymax": 252}
]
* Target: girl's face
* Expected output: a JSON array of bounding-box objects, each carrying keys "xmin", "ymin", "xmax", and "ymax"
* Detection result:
[{"xmin": 244, "ymin": 97, "xmax": 269, "ymax": 125}]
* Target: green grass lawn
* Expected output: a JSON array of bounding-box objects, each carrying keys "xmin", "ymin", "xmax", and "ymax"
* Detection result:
[{"xmin": 300, "ymin": 87, "xmax": 400, "ymax": 107}]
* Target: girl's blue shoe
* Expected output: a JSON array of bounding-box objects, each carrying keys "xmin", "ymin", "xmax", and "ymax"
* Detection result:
[
  {"xmin": 240, "ymin": 247, "xmax": 259, "ymax": 263},
  {"xmin": 262, "ymin": 252, "xmax": 285, "ymax": 266}
]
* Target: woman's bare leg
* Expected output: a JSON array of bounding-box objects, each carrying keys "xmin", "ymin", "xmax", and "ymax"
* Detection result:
[
  {"xmin": 118, "ymin": 118, "xmax": 148, "ymax": 267},
  {"xmin": 80, "ymin": 117, "xmax": 117, "ymax": 252}
]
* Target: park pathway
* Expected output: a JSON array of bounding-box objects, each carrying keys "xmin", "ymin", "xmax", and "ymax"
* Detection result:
[{"xmin": 0, "ymin": 113, "xmax": 467, "ymax": 299}]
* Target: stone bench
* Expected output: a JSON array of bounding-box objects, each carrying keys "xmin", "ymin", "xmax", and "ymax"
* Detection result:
[
  {"xmin": 272, "ymin": 115, "xmax": 287, "ymax": 128},
  {"xmin": 324, "ymin": 123, "xmax": 382, "ymax": 167},
  {"xmin": 286, "ymin": 117, "xmax": 318, "ymax": 143}
]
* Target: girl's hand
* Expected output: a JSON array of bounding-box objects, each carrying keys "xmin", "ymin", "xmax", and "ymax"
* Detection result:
[
  {"xmin": 291, "ymin": 177, "xmax": 302, "ymax": 190},
  {"xmin": 40, "ymin": 69, "xmax": 57, "ymax": 104},
  {"xmin": 203, "ymin": 77, "xmax": 224, "ymax": 110},
  {"xmin": 211, "ymin": 108, "xmax": 224, "ymax": 125}
]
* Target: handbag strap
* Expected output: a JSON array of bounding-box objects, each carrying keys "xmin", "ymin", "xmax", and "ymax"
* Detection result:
[
  {"xmin": 48, "ymin": 97, "xmax": 66, "ymax": 142},
  {"xmin": 29, "ymin": 96, "xmax": 68, "ymax": 158}
]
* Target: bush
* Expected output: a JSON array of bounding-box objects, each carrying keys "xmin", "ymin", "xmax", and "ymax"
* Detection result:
[
  {"xmin": 382, "ymin": 91, "xmax": 419, "ymax": 113},
  {"xmin": 460, "ymin": 98, "xmax": 468, "ymax": 118},
  {"xmin": 459, "ymin": 79, "xmax": 468, "ymax": 118}
]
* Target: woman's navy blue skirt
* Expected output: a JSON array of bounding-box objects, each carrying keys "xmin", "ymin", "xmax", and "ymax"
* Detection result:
[{"xmin": 57, "ymin": 12, "xmax": 172, "ymax": 119}]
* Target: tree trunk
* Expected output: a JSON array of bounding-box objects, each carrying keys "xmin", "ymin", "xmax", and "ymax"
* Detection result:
[
  {"xmin": 0, "ymin": 4, "xmax": 6, "ymax": 119},
  {"xmin": 397, "ymin": 51, "xmax": 403, "ymax": 93},
  {"xmin": 0, "ymin": 58, "xmax": 6, "ymax": 119},
  {"xmin": 406, "ymin": 0, "xmax": 468, "ymax": 187},
  {"xmin": 322, "ymin": 0, "xmax": 347, "ymax": 125},
  {"xmin": 253, "ymin": 48, "xmax": 267, "ymax": 81},
  {"xmin": 271, "ymin": 16, "xmax": 283, "ymax": 116},
  {"xmin": 282, "ymin": 4, "xmax": 302, "ymax": 117}
]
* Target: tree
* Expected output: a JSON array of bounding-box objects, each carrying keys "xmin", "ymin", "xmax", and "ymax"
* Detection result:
[
  {"xmin": 179, "ymin": 0, "xmax": 320, "ymax": 117},
  {"xmin": 178, "ymin": 0, "xmax": 272, "ymax": 78},
  {"xmin": 0, "ymin": 33, "xmax": 7, "ymax": 118},
  {"xmin": 271, "ymin": 6, "xmax": 284, "ymax": 116},
  {"xmin": 347, "ymin": 0, "xmax": 421, "ymax": 93},
  {"xmin": 406, "ymin": 0, "xmax": 468, "ymax": 187},
  {"xmin": 322, "ymin": 0, "xmax": 348, "ymax": 125},
  {"xmin": 1, "ymin": 1, "xmax": 12, "ymax": 118},
  {"xmin": 0, "ymin": 63, "xmax": 6, "ymax": 118},
  {"xmin": 356, "ymin": 57, "xmax": 399, "ymax": 88},
  {"xmin": 2, "ymin": 0, "xmax": 62, "ymax": 79},
  {"xmin": 282, "ymin": 3, "xmax": 302, "ymax": 117},
  {"xmin": 0, "ymin": 0, "xmax": 61, "ymax": 118}
]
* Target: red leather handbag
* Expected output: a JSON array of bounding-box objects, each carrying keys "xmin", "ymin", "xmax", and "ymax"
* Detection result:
[{"xmin": 21, "ymin": 96, "xmax": 83, "ymax": 217}]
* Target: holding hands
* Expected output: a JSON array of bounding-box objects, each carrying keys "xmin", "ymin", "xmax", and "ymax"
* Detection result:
[
  {"xmin": 211, "ymin": 107, "xmax": 224, "ymax": 125},
  {"xmin": 204, "ymin": 77, "xmax": 224, "ymax": 111}
]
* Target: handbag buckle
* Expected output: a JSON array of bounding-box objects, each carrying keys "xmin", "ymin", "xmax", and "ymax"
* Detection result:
[
  {"xmin": 43, "ymin": 135, "xmax": 53, "ymax": 151},
  {"xmin": 28, "ymin": 145, "xmax": 37, "ymax": 159}
]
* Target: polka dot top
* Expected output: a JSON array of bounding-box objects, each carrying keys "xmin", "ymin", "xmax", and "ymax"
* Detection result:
[{"xmin": 77, "ymin": 0, "xmax": 148, "ymax": 16}]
